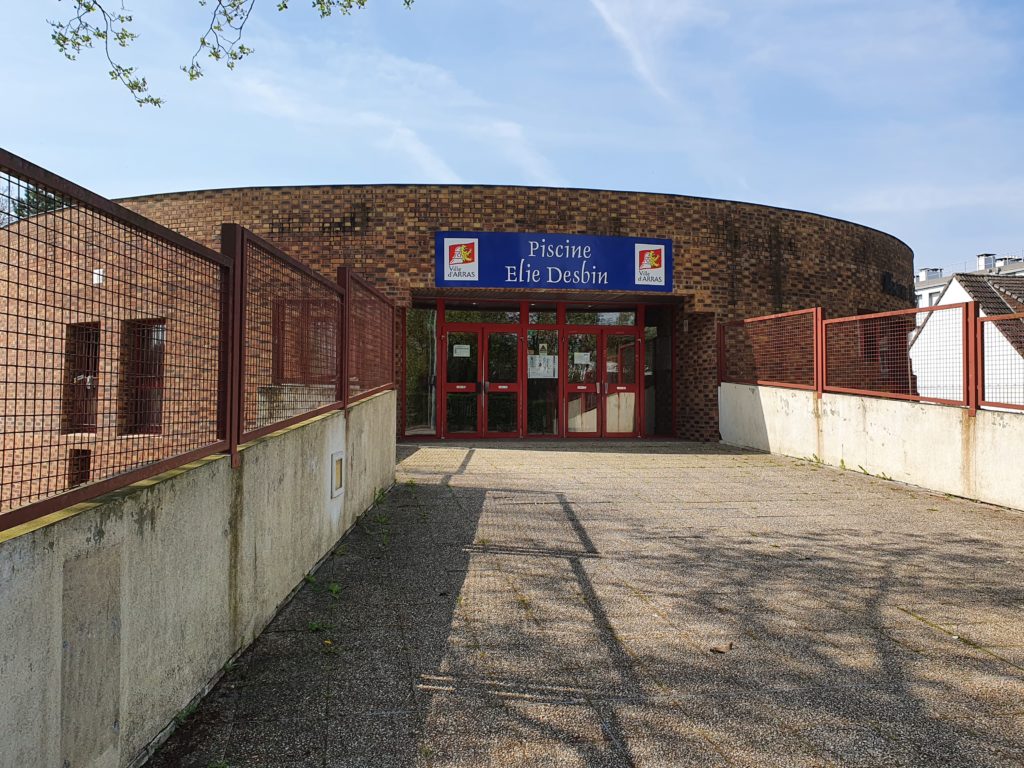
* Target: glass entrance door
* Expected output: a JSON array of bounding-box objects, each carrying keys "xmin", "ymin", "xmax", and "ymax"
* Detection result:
[
  {"xmin": 564, "ymin": 329, "xmax": 639, "ymax": 437},
  {"xmin": 526, "ymin": 329, "xmax": 559, "ymax": 435},
  {"xmin": 566, "ymin": 333, "xmax": 600, "ymax": 435},
  {"xmin": 484, "ymin": 328, "xmax": 520, "ymax": 436},
  {"xmin": 443, "ymin": 329, "xmax": 481, "ymax": 435},
  {"xmin": 431, "ymin": 301, "xmax": 650, "ymax": 440},
  {"xmin": 603, "ymin": 333, "xmax": 639, "ymax": 436}
]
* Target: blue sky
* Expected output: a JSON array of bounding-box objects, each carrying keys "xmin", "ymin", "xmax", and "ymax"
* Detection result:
[{"xmin": 3, "ymin": 0, "xmax": 1022, "ymax": 274}]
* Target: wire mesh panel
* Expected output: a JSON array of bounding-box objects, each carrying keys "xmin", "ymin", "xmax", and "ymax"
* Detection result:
[
  {"xmin": 824, "ymin": 304, "xmax": 966, "ymax": 405},
  {"xmin": 242, "ymin": 234, "xmax": 342, "ymax": 439},
  {"xmin": 979, "ymin": 313, "xmax": 1024, "ymax": 410},
  {"xmin": 347, "ymin": 274, "xmax": 395, "ymax": 402},
  {"xmin": 718, "ymin": 309, "xmax": 817, "ymax": 389},
  {"xmin": 0, "ymin": 153, "xmax": 227, "ymax": 525}
]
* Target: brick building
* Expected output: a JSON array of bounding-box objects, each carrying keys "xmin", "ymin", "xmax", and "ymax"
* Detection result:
[
  {"xmin": 0, "ymin": 206, "xmax": 224, "ymax": 513},
  {"xmin": 119, "ymin": 185, "xmax": 914, "ymax": 443}
]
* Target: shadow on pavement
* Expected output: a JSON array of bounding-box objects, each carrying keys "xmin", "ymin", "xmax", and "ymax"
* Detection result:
[{"xmin": 149, "ymin": 443, "xmax": 1024, "ymax": 768}]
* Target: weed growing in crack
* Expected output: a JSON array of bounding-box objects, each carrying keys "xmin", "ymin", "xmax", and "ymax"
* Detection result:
[{"xmin": 174, "ymin": 701, "xmax": 199, "ymax": 727}]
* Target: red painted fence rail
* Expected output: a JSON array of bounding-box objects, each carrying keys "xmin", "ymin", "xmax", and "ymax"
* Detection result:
[
  {"xmin": 716, "ymin": 308, "xmax": 821, "ymax": 391},
  {"xmin": 978, "ymin": 312, "xmax": 1024, "ymax": 412},
  {"xmin": 0, "ymin": 149, "xmax": 394, "ymax": 533},
  {"xmin": 823, "ymin": 303, "xmax": 969, "ymax": 407},
  {"xmin": 719, "ymin": 302, "xmax": 1023, "ymax": 415}
]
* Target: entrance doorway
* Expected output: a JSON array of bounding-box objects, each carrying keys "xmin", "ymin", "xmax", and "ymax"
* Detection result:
[
  {"xmin": 403, "ymin": 300, "xmax": 675, "ymax": 439},
  {"xmin": 442, "ymin": 325, "xmax": 521, "ymax": 437},
  {"xmin": 564, "ymin": 328, "xmax": 640, "ymax": 437}
]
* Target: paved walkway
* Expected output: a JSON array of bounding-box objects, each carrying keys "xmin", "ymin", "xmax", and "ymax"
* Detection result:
[{"xmin": 152, "ymin": 442, "xmax": 1024, "ymax": 767}]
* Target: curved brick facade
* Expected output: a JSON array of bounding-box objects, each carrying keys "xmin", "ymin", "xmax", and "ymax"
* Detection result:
[{"xmin": 120, "ymin": 186, "xmax": 914, "ymax": 440}]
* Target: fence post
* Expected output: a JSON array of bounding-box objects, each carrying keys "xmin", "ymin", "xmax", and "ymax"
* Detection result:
[
  {"xmin": 216, "ymin": 260, "xmax": 233, "ymax": 446},
  {"xmin": 337, "ymin": 266, "xmax": 351, "ymax": 409},
  {"xmin": 221, "ymin": 224, "xmax": 246, "ymax": 466},
  {"xmin": 818, "ymin": 309, "xmax": 828, "ymax": 398},
  {"xmin": 966, "ymin": 301, "xmax": 979, "ymax": 417},
  {"xmin": 813, "ymin": 307, "xmax": 824, "ymax": 398},
  {"xmin": 716, "ymin": 320, "xmax": 725, "ymax": 385}
]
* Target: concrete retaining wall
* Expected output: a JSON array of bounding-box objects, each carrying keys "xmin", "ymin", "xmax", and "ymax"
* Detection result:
[
  {"xmin": 345, "ymin": 391, "xmax": 398, "ymax": 522},
  {"xmin": 719, "ymin": 383, "xmax": 1024, "ymax": 511},
  {"xmin": 0, "ymin": 390, "xmax": 396, "ymax": 768}
]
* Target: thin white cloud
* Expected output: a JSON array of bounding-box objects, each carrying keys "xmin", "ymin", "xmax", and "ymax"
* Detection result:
[
  {"xmin": 238, "ymin": 75, "xmax": 463, "ymax": 183},
  {"xmin": 479, "ymin": 121, "xmax": 566, "ymax": 186},
  {"xmin": 587, "ymin": 0, "xmax": 727, "ymax": 103},
  {"xmin": 235, "ymin": 39, "xmax": 561, "ymax": 185},
  {"xmin": 374, "ymin": 120, "xmax": 464, "ymax": 184}
]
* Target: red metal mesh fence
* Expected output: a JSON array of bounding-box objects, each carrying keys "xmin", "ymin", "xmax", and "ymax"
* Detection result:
[
  {"xmin": 0, "ymin": 153, "xmax": 399, "ymax": 532},
  {"xmin": 0, "ymin": 154, "xmax": 228, "ymax": 524},
  {"xmin": 241, "ymin": 231, "xmax": 343, "ymax": 440},
  {"xmin": 979, "ymin": 313, "xmax": 1024, "ymax": 410},
  {"xmin": 346, "ymin": 273, "xmax": 395, "ymax": 403},
  {"xmin": 824, "ymin": 304, "xmax": 966, "ymax": 405},
  {"xmin": 718, "ymin": 309, "xmax": 817, "ymax": 389}
]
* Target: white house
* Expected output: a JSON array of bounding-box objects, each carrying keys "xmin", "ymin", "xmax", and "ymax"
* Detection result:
[
  {"xmin": 914, "ymin": 254, "xmax": 1024, "ymax": 308},
  {"xmin": 910, "ymin": 274, "xmax": 1024, "ymax": 407}
]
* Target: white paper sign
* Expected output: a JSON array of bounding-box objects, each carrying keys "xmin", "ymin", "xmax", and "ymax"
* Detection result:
[
  {"xmin": 573, "ymin": 352, "xmax": 591, "ymax": 365},
  {"xmin": 528, "ymin": 354, "xmax": 557, "ymax": 379},
  {"xmin": 453, "ymin": 344, "xmax": 471, "ymax": 358}
]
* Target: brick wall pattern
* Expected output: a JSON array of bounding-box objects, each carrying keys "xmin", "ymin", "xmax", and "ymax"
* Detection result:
[{"xmin": 118, "ymin": 185, "xmax": 915, "ymax": 441}]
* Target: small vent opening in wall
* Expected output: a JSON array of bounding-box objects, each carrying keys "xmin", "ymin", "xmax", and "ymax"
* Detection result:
[
  {"xmin": 68, "ymin": 449, "xmax": 92, "ymax": 487},
  {"xmin": 331, "ymin": 450, "xmax": 344, "ymax": 498}
]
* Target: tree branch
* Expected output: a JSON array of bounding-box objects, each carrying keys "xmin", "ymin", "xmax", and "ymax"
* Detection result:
[{"xmin": 49, "ymin": 0, "xmax": 416, "ymax": 107}]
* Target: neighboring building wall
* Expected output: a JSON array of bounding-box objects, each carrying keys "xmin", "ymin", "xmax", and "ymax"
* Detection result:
[
  {"xmin": 910, "ymin": 279, "xmax": 1024, "ymax": 403},
  {"xmin": 718, "ymin": 383, "xmax": 1024, "ymax": 511},
  {"xmin": 0, "ymin": 394, "xmax": 396, "ymax": 768},
  {"xmin": 0, "ymin": 210, "xmax": 223, "ymax": 514},
  {"xmin": 120, "ymin": 186, "xmax": 915, "ymax": 440}
]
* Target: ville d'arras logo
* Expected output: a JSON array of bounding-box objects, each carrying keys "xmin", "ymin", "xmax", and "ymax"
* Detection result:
[
  {"xmin": 638, "ymin": 248, "xmax": 662, "ymax": 270},
  {"xmin": 449, "ymin": 242, "xmax": 475, "ymax": 265},
  {"xmin": 634, "ymin": 244, "xmax": 665, "ymax": 286},
  {"xmin": 443, "ymin": 237, "xmax": 479, "ymax": 281}
]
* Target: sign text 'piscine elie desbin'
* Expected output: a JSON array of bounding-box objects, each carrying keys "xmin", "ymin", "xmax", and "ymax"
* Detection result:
[{"xmin": 435, "ymin": 232, "xmax": 673, "ymax": 292}]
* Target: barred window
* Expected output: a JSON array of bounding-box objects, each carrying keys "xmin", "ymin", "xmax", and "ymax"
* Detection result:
[
  {"xmin": 119, "ymin": 319, "xmax": 166, "ymax": 434},
  {"xmin": 62, "ymin": 322, "xmax": 100, "ymax": 433}
]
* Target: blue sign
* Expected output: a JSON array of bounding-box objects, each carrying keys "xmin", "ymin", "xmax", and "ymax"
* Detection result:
[{"xmin": 435, "ymin": 231, "xmax": 673, "ymax": 292}]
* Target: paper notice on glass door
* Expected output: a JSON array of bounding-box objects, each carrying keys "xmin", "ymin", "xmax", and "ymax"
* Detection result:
[
  {"xmin": 452, "ymin": 344, "xmax": 471, "ymax": 358},
  {"xmin": 573, "ymin": 352, "xmax": 591, "ymax": 365},
  {"xmin": 528, "ymin": 355, "xmax": 557, "ymax": 379}
]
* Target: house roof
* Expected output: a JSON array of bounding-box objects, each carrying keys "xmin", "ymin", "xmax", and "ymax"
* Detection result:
[
  {"xmin": 954, "ymin": 274, "xmax": 1024, "ymax": 317},
  {"xmin": 953, "ymin": 274, "xmax": 1024, "ymax": 361}
]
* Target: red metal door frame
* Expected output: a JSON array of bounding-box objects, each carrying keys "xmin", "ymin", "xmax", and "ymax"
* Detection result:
[
  {"xmin": 564, "ymin": 328, "xmax": 602, "ymax": 437},
  {"xmin": 423, "ymin": 297, "xmax": 655, "ymax": 440},
  {"xmin": 482, "ymin": 324, "xmax": 522, "ymax": 437},
  {"xmin": 562, "ymin": 325, "xmax": 642, "ymax": 438},
  {"xmin": 603, "ymin": 329, "xmax": 641, "ymax": 437},
  {"xmin": 440, "ymin": 323, "xmax": 483, "ymax": 437}
]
